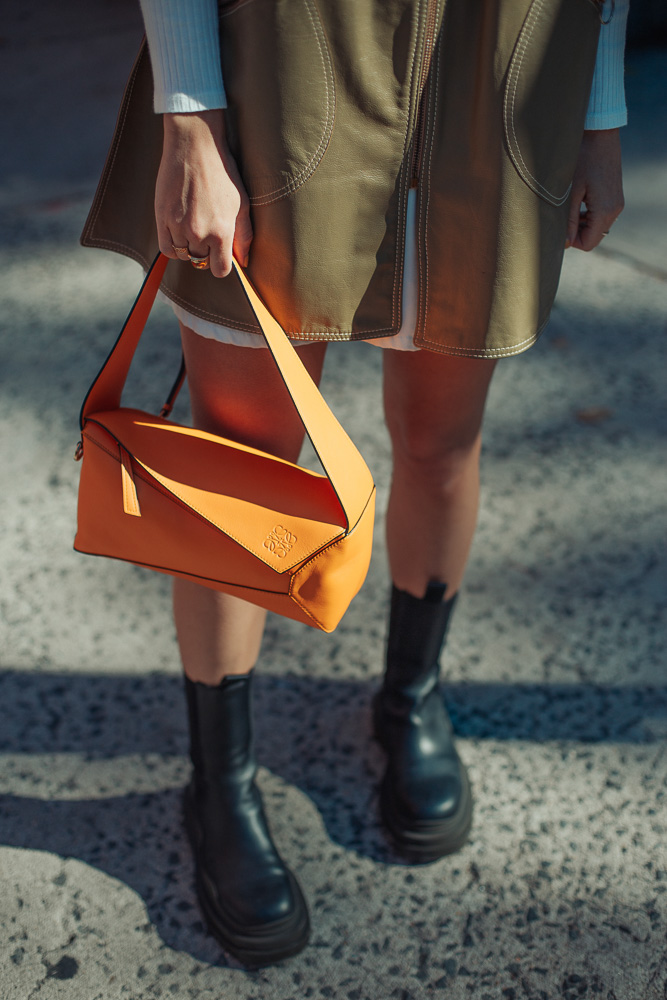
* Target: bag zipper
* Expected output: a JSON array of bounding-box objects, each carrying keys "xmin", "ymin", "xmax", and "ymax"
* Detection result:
[{"xmin": 411, "ymin": 0, "xmax": 439, "ymax": 187}]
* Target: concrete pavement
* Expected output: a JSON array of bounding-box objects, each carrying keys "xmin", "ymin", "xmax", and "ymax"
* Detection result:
[{"xmin": 1, "ymin": 4, "xmax": 666, "ymax": 998}]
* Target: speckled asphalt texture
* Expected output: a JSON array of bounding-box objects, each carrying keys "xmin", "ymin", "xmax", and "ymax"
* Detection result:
[{"xmin": 1, "ymin": 4, "xmax": 666, "ymax": 999}]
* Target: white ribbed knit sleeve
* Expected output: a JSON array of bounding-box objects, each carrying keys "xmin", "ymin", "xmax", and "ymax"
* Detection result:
[
  {"xmin": 585, "ymin": 0, "xmax": 630, "ymax": 129},
  {"xmin": 138, "ymin": 0, "xmax": 226, "ymax": 113},
  {"xmin": 138, "ymin": 0, "xmax": 628, "ymax": 125}
]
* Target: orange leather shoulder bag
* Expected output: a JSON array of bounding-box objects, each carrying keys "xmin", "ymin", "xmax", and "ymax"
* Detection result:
[{"xmin": 74, "ymin": 254, "xmax": 376, "ymax": 632}]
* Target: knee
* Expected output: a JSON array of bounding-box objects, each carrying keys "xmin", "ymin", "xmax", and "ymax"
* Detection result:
[{"xmin": 388, "ymin": 421, "xmax": 482, "ymax": 496}]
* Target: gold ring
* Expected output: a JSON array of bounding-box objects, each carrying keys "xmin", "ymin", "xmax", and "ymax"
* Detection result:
[
  {"xmin": 189, "ymin": 255, "xmax": 210, "ymax": 270},
  {"xmin": 171, "ymin": 242, "xmax": 189, "ymax": 255}
]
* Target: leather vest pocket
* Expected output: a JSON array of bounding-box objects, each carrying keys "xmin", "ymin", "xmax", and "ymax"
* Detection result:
[
  {"xmin": 503, "ymin": 0, "xmax": 600, "ymax": 206},
  {"xmin": 219, "ymin": 0, "xmax": 335, "ymax": 206}
]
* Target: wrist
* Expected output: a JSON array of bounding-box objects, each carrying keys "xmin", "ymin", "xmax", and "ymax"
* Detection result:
[
  {"xmin": 583, "ymin": 128, "xmax": 621, "ymax": 140},
  {"xmin": 163, "ymin": 109, "xmax": 225, "ymax": 139}
]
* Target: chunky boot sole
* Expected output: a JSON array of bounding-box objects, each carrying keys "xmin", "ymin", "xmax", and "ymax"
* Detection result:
[
  {"xmin": 373, "ymin": 695, "xmax": 473, "ymax": 862},
  {"xmin": 378, "ymin": 764, "xmax": 473, "ymax": 863},
  {"xmin": 184, "ymin": 789, "xmax": 310, "ymax": 967}
]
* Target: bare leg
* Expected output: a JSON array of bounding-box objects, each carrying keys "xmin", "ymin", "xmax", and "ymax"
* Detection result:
[
  {"xmin": 173, "ymin": 325, "xmax": 327, "ymax": 684},
  {"xmin": 376, "ymin": 349, "xmax": 497, "ymax": 859},
  {"xmin": 383, "ymin": 350, "xmax": 497, "ymax": 599}
]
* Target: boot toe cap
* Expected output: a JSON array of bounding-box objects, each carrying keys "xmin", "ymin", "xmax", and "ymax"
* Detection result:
[
  {"xmin": 380, "ymin": 765, "xmax": 473, "ymax": 860},
  {"xmin": 238, "ymin": 871, "xmax": 299, "ymax": 927},
  {"xmin": 203, "ymin": 860, "xmax": 297, "ymax": 927},
  {"xmin": 388, "ymin": 766, "xmax": 464, "ymax": 823}
]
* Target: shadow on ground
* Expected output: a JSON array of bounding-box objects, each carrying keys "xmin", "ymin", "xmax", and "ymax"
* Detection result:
[{"xmin": 1, "ymin": 670, "xmax": 665, "ymax": 965}]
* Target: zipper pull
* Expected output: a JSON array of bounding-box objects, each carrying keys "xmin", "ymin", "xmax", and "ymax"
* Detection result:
[
  {"xmin": 74, "ymin": 440, "xmax": 83, "ymax": 461},
  {"xmin": 119, "ymin": 445, "xmax": 141, "ymax": 517}
]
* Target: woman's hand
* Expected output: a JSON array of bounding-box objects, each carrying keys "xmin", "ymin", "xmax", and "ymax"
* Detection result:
[
  {"xmin": 566, "ymin": 128, "xmax": 624, "ymax": 251},
  {"xmin": 155, "ymin": 109, "xmax": 252, "ymax": 276}
]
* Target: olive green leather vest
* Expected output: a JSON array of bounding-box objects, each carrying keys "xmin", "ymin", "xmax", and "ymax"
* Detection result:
[{"xmin": 81, "ymin": 0, "xmax": 600, "ymax": 356}]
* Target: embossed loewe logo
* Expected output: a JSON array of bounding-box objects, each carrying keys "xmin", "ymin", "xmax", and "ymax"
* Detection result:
[{"xmin": 263, "ymin": 525, "xmax": 297, "ymax": 558}]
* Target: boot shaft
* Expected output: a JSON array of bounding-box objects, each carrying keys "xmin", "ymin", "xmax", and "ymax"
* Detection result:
[
  {"xmin": 384, "ymin": 583, "xmax": 457, "ymax": 697},
  {"xmin": 185, "ymin": 673, "xmax": 255, "ymax": 778}
]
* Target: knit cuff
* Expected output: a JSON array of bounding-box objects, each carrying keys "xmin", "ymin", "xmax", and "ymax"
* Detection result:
[
  {"xmin": 584, "ymin": 0, "xmax": 629, "ymax": 130},
  {"xmin": 139, "ymin": 0, "xmax": 227, "ymax": 114}
]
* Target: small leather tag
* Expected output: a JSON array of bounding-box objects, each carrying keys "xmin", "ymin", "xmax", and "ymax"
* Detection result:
[{"xmin": 119, "ymin": 445, "xmax": 141, "ymax": 517}]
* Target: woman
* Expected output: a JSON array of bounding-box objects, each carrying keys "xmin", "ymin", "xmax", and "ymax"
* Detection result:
[{"xmin": 82, "ymin": 0, "xmax": 628, "ymax": 966}]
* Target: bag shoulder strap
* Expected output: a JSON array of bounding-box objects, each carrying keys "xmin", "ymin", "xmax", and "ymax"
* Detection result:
[
  {"xmin": 231, "ymin": 261, "xmax": 374, "ymax": 531},
  {"xmin": 80, "ymin": 253, "xmax": 374, "ymax": 531},
  {"xmin": 80, "ymin": 253, "xmax": 169, "ymax": 424}
]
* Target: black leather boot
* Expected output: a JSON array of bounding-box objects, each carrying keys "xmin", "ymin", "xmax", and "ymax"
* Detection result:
[
  {"xmin": 183, "ymin": 673, "xmax": 310, "ymax": 966},
  {"xmin": 374, "ymin": 583, "xmax": 473, "ymax": 861}
]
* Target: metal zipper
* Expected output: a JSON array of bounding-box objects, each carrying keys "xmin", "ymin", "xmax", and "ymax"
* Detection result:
[{"xmin": 411, "ymin": 0, "xmax": 439, "ymax": 186}]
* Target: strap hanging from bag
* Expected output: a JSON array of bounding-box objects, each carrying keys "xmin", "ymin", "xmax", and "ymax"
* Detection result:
[{"xmin": 80, "ymin": 253, "xmax": 373, "ymax": 532}]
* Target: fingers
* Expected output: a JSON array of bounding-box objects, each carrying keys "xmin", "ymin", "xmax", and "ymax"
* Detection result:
[
  {"xmin": 160, "ymin": 214, "xmax": 251, "ymax": 278},
  {"xmin": 565, "ymin": 128, "xmax": 624, "ymax": 252},
  {"xmin": 157, "ymin": 219, "xmax": 182, "ymax": 261},
  {"xmin": 233, "ymin": 193, "xmax": 253, "ymax": 269},
  {"xmin": 571, "ymin": 210, "xmax": 611, "ymax": 252},
  {"xmin": 160, "ymin": 223, "xmax": 230, "ymax": 277},
  {"xmin": 566, "ymin": 180, "xmax": 586, "ymax": 250},
  {"xmin": 161, "ymin": 223, "xmax": 214, "ymax": 272},
  {"xmin": 158, "ymin": 215, "xmax": 211, "ymax": 266},
  {"xmin": 199, "ymin": 230, "xmax": 228, "ymax": 278},
  {"xmin": 160, "ymin": 204, "xmax": 250, "ymax": 277},
  {"xmin": 205, "ymin": 206, "xmax": 247, "ymax": 276},
  {"xmin": 567, "ymin": 196, "xmax": 624, "ymax": 252}
]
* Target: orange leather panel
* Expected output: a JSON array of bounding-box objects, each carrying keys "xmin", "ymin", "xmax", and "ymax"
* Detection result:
[{"xmin": 74, "ymin": 254, "xmax": 375, "ymax": 632}]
